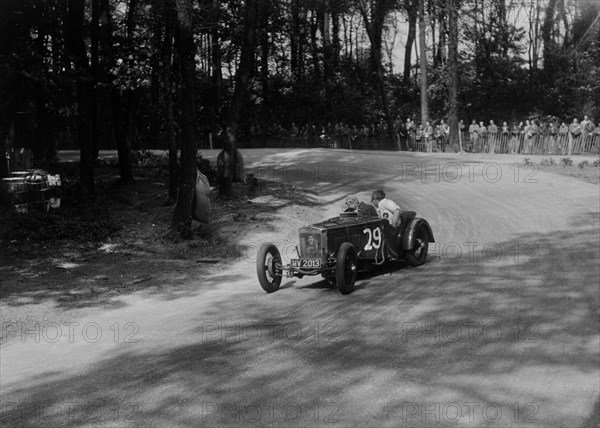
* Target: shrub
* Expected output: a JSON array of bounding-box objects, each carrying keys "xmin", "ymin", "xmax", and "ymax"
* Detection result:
[
  {"xmin": 132, "ymin": 149, "xmax": 167, "ymax": 167},
  {"xmin": 560, "ymin": 157, "xmax": 573, "ymax": 167}
]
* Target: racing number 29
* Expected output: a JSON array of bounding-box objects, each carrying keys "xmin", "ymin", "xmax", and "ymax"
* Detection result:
[{"xmin": 363, "ymin": 227, "xmax": 382, "ymax": 250}]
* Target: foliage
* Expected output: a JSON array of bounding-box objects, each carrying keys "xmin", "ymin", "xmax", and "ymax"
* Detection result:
[
  {"xmin": 560, "ymin": 157, "xmax": 573, "ymax": 167},
  {"xmin": 1, "ymin": 0, "xmax": 598, "ymax": 160},
  {"xmin": 132, "ymin": 149, "xmax": 168, "ymax": 167}
]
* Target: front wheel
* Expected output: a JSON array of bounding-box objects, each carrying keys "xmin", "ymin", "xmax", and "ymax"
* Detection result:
[
  {"xmin": 406, "ymin": 224, "xmax": 429, "ymax": 267},
  {"xmin": 257, "ymin": 243, "xmax": 282, "ymax": 293},
  {"xmin": 336, "ymin": 243, "xmax": 357, "ymax": 295}
]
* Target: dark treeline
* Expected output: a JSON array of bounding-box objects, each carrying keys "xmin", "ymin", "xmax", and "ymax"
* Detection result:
[{"xmin": 0, "ymin": 0, "xmax": 599, "ymax": 231}]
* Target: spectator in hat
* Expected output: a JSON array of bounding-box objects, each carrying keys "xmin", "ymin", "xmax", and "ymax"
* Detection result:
[
  {"xmin": 487, "ymin": 120, "xmax": 498, "ymax": 154},
  {"xmin": 469, "ymin": 120, "xmax": 479, "ymax": 151},
  {"xmin": 568, "ymin": 118, "xmax": 582, "ymax": 155}
]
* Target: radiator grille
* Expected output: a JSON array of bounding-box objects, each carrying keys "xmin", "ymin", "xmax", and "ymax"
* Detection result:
[{"xmin": 298, "ymin": 229, "xmax": 323, "ymax": 258}]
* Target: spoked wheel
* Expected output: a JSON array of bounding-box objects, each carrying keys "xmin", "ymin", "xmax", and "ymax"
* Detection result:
[
  {"xmin": 336, "ymin": 242, "xmax": 357, "ymax": 295},
  {"xmin": 406, "ymin": 224, "xmax": 429, "ymax": 267},
  {"xmin": 256, "ymin": 243, "xmax": 282, "ymax": 293}
]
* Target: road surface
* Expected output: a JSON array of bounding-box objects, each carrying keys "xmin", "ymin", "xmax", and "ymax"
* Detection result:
[{"xmin": 1, "ymin": 149, "xmax": 599, "ymax": 427}]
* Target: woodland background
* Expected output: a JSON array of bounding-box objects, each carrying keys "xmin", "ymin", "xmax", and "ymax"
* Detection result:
[{"xmin": 0, "ymin": 0, "xmax": 598, "ymax": 231}]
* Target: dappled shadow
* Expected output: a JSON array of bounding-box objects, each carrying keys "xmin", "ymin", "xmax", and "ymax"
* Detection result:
[
  {"xmin": 0, "ymin": 253, "xmax": 223, "ymax": 310},
  {"xmin": 2, "ymin": 222, "xmax": 598, "ymax": 427},
  {"xmin": 0, "ymin": 150, "xmax": 502, "ymax": 309}
]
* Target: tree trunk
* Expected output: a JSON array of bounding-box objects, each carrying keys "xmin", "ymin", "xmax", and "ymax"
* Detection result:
[
  {"xmin": 290, "ymin": 0, "xmax": 298, "ymax": 78},
  {"xmin": 162, "ymin": 0, "xmax": 177, "ymax": 201},
  {"xmin": 322, "ymin": 3, "xmax": 333, "ymax": 81},
  {"xmin": 98, "ymin": 0, "xmax": 114, "ymax": 151},
  {"xmin": 219, "ymin": 0, "xmax": 260, "ymax": 196},
  {"xmin": 321, "ymin": 2, "xmax": 334, "ymax": 114},
  {"xmin": 369, "ymin": 0, "xmax": 388, "ymax": 76},
  {"xmin": 331, "ymin": 5, "xmax": 340, "ymax": 70},
  {"xmin": 497, "ymin": 0, "xmax": 509, "ymax": 57},
  {"xmin": 66, "ymin": 0, "xmax": 95, "ymax": 205},
  {"xmin": 114, "ymin": 0, "xmax": 137, "ymax": 184},
  {"xmin": 357, "ymin": 0, "xmax": 398, "ymax": 149},
  {"xmin": 260, "ymin": 1, "xmax": 270, "ymax": 146},
  {"xmin": 309, "ymin": 10, "xmax": 320, "ymax": 79},
  {"xmin": 91, "ymin": 0, "xmax": 100, "ymax": 160},
  {"xmin": 113, "ymin": 92, "xmax": 135, "ymax": 184},
  {"xmin": 447, "ymin": 0, "xmax": 460, "ymax": 152},
  {"xmin": 436, "ymin": 12, "xmax": 446, "ymax": 66},
  {"xmin": 149, "ymin": 0, "xmax": 163, "ymax": 150},
  {"xmin": 542, "ymin": 0, "xmax": 558, "ymax": 81},
  {"xmin": 404, "ymin": 3, "xmax": 417, "ymax": 84},
  {"xmin": 210, "ymin": 0, "xmax": 222, "ymax": 143},
  {"xmin": 418, "ymin": 0, "xmax": 429, "ymax": 126},
  {"xmin": 171, "ymin": 0, "xmax": 199, "ymax": 234}
]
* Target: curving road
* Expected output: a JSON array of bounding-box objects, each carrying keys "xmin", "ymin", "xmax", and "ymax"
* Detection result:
[{"xmin": 1, "ymin": 149, "xmax": 599, "ymax": 427}]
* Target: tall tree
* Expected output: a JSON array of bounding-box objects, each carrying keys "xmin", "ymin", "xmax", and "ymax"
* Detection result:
[
  {"xmin": 541, "ymin": 0, "xmax": 558, "ymax": 84},
  {"xmin": 113, "ymin": 0, "xmax": 137, "ymax": 184},
  {"xmin": 447, "ymin": 0, "xmax": 460, "ymax": 152},
  {"xmin": 171, "ymin": 0, "xmax": 199, "ymax": 234},
  {"xmin": 65, "ymin": 0, "xmax": 96, "ymax": 205},
  {"xmin": 161, "ymin": 0, "xmax": 177, "ymax": 202},
  {"xmin": 356, "ymin": 0, "xmax": 398, "ymax": 149},
  {"xmin": 210, "ymin": 0, "xmax": 222, "ymax": 142},
  {"xmin": 418, "ymin": 0, "xmax": 429, "ymax": 126},
  {"xmin": 527, "ymin": 0, "xmax": 542, "ymax": 79},
  {"xmin": 91, "ymin": 0, "xmax": 101, "ymax": 160},
  {"xmin": 149, "ymin": 0, "xmax": 163, "ymax": 150},
  {"xmin": 403, "ymin": 0, "xmax": 418, "ymax": 84},
  {"xmin": 219, "ymin": 0, "xmax": 260, "ymax": 196},
  {"xmin": 259, "ymin": 0, "xmax": 271, "ymax": 145}
]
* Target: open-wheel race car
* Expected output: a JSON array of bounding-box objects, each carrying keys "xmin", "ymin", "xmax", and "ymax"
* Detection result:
[{"xmin": 256, "ymin": 210, "xmax": 435, "ymax": 294}]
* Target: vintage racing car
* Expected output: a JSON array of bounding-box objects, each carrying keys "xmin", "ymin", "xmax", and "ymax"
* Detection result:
[{"xmin": 256, "ymin": 210, "xmax": 434, "ymax": 294}]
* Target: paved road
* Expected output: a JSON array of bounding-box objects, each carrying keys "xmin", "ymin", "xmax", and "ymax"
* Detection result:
[{"xmin": 2, "ymin": 149, "xmax": 599, "ymax": 427}]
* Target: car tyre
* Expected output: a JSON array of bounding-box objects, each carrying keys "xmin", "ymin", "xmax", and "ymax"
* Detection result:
[
  {"xmin": 257, "ymin": 243, "xmax": 282, "ymax": 293},
  {"xmin": 336, "ymin": 242, "xmax": 357, "ymax": 294},
  {"xmin": 406, "ymin": 224, "xmax": 429, "ymax": 267}
]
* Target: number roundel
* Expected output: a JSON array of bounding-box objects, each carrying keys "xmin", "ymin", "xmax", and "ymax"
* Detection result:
[{"xmin": 363, "ymin": 226, "xmax": 382, "ymax": 250}]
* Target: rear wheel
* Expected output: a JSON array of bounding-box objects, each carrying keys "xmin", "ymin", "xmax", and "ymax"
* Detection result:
[
  {"xmin": 257, "ymin": 243, "xmax": 282, "ymax": 293},
  {"xmin": 336, "ymin": 243, "xmax": 357, "ymax": 294},
  {"xmin": 406, "ymin": 224, "xmax": 429, "ymax": 267}
]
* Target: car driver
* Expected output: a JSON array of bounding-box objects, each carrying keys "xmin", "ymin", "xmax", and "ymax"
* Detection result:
[{"xmin": 341, "ymin": 195, "xmax": 378, "ymax": 217}]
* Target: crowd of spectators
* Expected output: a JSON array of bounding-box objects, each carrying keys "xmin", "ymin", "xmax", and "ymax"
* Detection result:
[
  {"xmin": 459, "ymin": 115, "xmax": 600, "ymax": 155},
  {"xmin": 242, "ymin": 115, "xmax": 600, "ymax": 154}
]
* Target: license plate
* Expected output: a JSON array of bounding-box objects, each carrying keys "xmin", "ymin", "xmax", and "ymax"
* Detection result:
[{"xmin": 290, "ymin": 259, "xmax": 321, "ymax": 268}]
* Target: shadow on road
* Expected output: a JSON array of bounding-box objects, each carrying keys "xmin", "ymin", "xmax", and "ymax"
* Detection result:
[{"xmin": 2, "ymin": 220, "xmax": 598, "ymax": 427}]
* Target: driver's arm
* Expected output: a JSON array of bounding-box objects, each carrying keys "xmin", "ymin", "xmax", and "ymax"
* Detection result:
[{"xmin": 390, "ymin": 209, "xmax": 401, "ymax": 228}]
